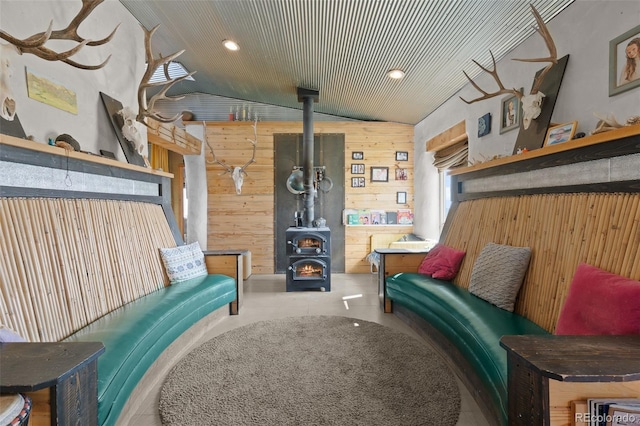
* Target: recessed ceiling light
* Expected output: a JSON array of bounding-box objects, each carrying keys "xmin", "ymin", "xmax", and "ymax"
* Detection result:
[
  {"xmin": 222, "ymin": 39, "xmax": 240, "ymax": 51},
  {"xmin": 387, "ymin": 69, "xmax": 405, "ymax": 79}
]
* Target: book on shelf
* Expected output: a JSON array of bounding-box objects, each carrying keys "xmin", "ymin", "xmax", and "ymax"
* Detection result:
[
  {"xmin": 343, "ymin": 209, "xmax": 357, "ymax": 225},
  {"xmin": 357, "ymin": 209, "xmax": 371, "ymax": 225},
  {"xmin": 397, "ymin": 209, "xmax": 413, "ymax": 225},
  {"xmin": 585, "ymin": 398, "xmax": 640, "ymax": 426},
  {"xmin": 370, "ymin": 209, "xmax": 386, "ymax": 225},
  {"xmin": 606, "ymin": 403, "xmax": 640, "ymax": 426},
  {"xmin": 386, "ymin": 211, "xmax": 398, "ymax": 224}
]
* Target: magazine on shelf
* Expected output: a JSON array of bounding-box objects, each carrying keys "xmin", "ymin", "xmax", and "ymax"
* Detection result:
[{"xmin": 343, "ymin": 209, "xmax": 358, "ymax": 225}]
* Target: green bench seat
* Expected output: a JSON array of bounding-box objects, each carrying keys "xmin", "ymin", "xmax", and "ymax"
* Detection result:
[
  {"xmin": 386, "ymin": 272, "xmax": 549, "ymax": 425},
  {"xmin": 64, "ymin": 274, "xmax": 236, "ymax": 426}
]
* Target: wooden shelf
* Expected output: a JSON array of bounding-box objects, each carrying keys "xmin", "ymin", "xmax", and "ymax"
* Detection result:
[
  {"xmin": 1, "ymin": 134, "xmax": 173, "ymax": 178},
  {"xmin": 448, "ymin": 125, "xmax": 640, "ymax": 180}
]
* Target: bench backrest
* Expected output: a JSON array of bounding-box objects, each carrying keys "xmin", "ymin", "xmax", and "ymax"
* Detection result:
[
  {"xmin": 0, "ymin": 197, "xmax": 177, "ymax": 342},
  {"xmin": 442, "ymin": 193, "xmax": 640, "ymax": 332}
]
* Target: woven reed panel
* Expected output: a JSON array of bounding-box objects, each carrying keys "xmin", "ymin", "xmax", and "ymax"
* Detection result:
[
  {"xmin": 443, "ymin": 193, "xmax": 640, "ymax": 333},
  {"xmin": 0, "ymin": 198, "xmax": 176, "ymax": 342}
]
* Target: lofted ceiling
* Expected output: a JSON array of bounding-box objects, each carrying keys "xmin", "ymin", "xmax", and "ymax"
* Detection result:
[{"xmin": 119, "ymin": 0, "xmax": 574, "ymax": 125}]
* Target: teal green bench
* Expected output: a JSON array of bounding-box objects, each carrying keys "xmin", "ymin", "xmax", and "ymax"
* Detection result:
[
  {"xmin": 64, "ymin": 274, "xmax": 236, "ymax": 426},
  {"xmin": 386, "ymin": 273, "xmax": 549, "ymax": 425}
]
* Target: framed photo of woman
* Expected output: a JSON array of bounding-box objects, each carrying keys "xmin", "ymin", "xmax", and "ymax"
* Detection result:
[
  {"xmin": 499, "ymin": 90, "xmax": 522, "ymax": 134},
  {"xmin": 609, "ymin": 24, "xmax": 640, "ymax": 96}
]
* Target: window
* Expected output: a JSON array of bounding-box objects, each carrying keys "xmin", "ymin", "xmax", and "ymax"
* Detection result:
[{"xmin": 439, "ymin": 171, "xmax": 452, "ymax": 231}]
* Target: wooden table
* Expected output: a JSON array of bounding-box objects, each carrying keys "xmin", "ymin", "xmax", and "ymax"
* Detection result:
[
  {"xmin": 0, "ymin": 341, "xmax": 105, "ymax": 426},
  {"xmin": 204, "ymin": 250, "xmax": 250, "ymax": 315},
  {"xmin": 375, "ymin": 248, "xmax": 430, "ymax": 312},
  {"xmin": 500, "ymin": 335, "xmax": 640, "ymax": 425}
]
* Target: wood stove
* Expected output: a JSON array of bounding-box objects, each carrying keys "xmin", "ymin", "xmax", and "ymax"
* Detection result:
[
  {"xmin": 285, "ymin": 88, "xmax": 331, "ymax": 291},
  {"xmin": 286, "ymin": 227, "xmax": 331, "ymax": 291}
]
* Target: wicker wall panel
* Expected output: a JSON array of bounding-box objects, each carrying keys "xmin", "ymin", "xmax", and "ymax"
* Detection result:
[
  {"xmin": 443, "ymin": 193, "xmax": 640, "ymax": 332},
  {"xmin": 0, "ymin": 198, "xmax": 176, "ymax": 342}
]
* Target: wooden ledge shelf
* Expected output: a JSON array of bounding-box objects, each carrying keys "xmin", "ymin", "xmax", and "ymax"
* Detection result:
[
  {"xmin": 1, "ymin": 134, "xmax": 173, "ymax": 178},
  {"xmin": 449, "ymin": 125, "xmax": 640, "ymax": 181}
]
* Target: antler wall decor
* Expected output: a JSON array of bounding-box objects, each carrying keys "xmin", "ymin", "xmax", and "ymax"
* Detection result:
[
  {"xmin": 0, "ymin": 0, "xmax": 118, "ymax": 121},
  {"xmin": 460, "ymin": 4, "xmax": 557, "ymax": 130},
  {"xmin": 0, "ymin": 0, "xmax": 119, "ymax": 70},
  {"xmin": 204, "ymin": 118, "xmax": 258, "ymax": 195},
  {"xmin": 136, "ymin": 24, "xmax": 196, "ymax": 125}
]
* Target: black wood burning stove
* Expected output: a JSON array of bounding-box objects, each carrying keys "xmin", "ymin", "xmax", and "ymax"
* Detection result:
[
  {"xmin": 284, "ymin": 88, "xmax": 331, "ymax": 292},
  {"xmin": 286, "ymin": 227, "xmax": 331, "ymax": 291}
]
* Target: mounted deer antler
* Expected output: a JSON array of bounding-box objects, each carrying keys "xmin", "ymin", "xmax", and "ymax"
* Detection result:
[
  {"xmin": 137, "ymin": 24, "xmax": 196, "ymax": 125},
  {"xmin": 0, "ymin": 0, "xmax": 119, "ymax": 70},
  {"xmin": 204, "ymin": 118, "xmax": 258, "ymax": 195},
  {"xmin": 460, "ymin": 4, "xmax": 558, "ymax": 129}
]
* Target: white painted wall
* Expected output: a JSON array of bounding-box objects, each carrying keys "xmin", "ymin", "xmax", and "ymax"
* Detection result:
[
  {"xmin": 0, "ymin": 0, "xmax": 145, "ymax": 161},
  {"xmin": 184, "ymin": 124, "xmax": 208, "ymax": 249},
  {"xmin": 414, "ymin": 0, "xmax": 640, "ymax": 240}
]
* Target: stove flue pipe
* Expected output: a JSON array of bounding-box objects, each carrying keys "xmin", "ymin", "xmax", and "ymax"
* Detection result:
[{"xmin": 297, "ymin": 87, "xmax": 319, "ymax": 228}]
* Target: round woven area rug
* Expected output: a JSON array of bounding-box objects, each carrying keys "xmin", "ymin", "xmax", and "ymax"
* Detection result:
[{"xmin": 159, "ymin": 316, "xmax": 461, "ymax": 425}]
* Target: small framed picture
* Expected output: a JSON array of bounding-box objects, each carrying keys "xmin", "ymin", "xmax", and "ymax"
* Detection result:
[
  {"xmin": 397, "ymin": 192, "xmax": 407, "ymax": 204},
  {"xmin": 395, "ymin": 168, "xmax": 408, "ymax": 180},
  {"xmin": 544, "ymin": 121, "xmax": 578, "ymax": 147},
  {"xmin": 370, "ymin": 167, "xmax": 389, "ymax": 182},
  {"xmin": 395, "ymin": 151, "xmax": 408, "ymax": 161},
  {"xmin": 609, "ymin": 24, "xmax": 640, "ymax": 97},
  {"xmin": 499, "ymin": 90, "xmax": 522, "ymax": 134},
  {"xmin": 477, "ymin": 112, "xmax": 491, "ymax": 137},
  {"xmin": 351, "ymin": 163, "xmax": 365, "ymax": 174},
  {"xmin": 352, "ymin": 151, "xmax": 364, "ymax": 160},
  {"xmin": 351, "ymin": 177, "xmax": 365, "ymax": 187}
]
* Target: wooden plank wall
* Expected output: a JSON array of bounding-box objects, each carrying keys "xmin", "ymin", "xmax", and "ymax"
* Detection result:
[
  {"xmin": 442, "ymin": 193, "xmax": 640, "ymax": 332},
  {"xmin": 0, "ymin": 198, "xmax": 176, "ymax": 342},
  {"xmin": 203, "ymin": 121, "xmax": 415, "ymax": 274}
]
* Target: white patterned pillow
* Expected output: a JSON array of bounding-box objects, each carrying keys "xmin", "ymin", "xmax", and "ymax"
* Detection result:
[
  {"xmin": 159, "ymin": 242, "xmax": 207, "ymax": 284},
  {"xmin": 468, "ymin": 242, "xmax": 531, "ymax": 312}
]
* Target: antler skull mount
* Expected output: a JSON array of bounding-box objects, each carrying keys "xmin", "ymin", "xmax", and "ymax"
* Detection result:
[
  {"xmin": 205, "ymin": 118, "xmax": 258, "ymax": 195},
  {"xmin": 460, "ymin": 5, "xmax": 558, "ymax": 130}
]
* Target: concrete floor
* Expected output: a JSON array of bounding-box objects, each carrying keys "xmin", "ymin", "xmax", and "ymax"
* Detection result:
[{"xmin": 125, "ymin": 273, "xmax": 491, "ymax": 426}]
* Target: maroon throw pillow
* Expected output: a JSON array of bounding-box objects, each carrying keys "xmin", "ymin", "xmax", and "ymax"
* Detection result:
[
  {"xmin": 417, "ymin": 244, "xmax": 466, "ymax": 281},
  {"xmin": 555, "ymin": 263, "xmax": 640, "ymax": 335}
]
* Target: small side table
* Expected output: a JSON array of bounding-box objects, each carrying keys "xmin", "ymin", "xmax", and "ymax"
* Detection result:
[
  {"xmin": 375, "ymin": 248, "xmax": 429, "ymax": 313},
  {"xmin": 203, "ymin": 249, "xmax": 249, "ymax": 315},
  {"xmin": 500, "ymin": 335, "xmax": 640, "ymax": 425},
  {"xmin": 0, "ymin": 341, "xmax": 105, "ymax": 426}
]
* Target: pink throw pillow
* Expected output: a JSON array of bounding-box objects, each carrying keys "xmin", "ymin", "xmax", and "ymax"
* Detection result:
[
  {"xmin": 555, "ymin": 263, "xmax": 640, "ymax": 335},
  {"xmin": 417, "ymin": 244, "xmax": 466, "ymax": 281}
]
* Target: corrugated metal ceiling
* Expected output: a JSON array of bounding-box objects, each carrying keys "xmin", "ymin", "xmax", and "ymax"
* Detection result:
[{"xmin": 119, "ymin": 0, "xmax": 574, "ymax": 125}]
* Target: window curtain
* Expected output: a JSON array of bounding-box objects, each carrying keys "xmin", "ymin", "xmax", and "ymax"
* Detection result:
[{"xmin": 432, "ymin": 140, "xmax": 468, "ymax": 172}]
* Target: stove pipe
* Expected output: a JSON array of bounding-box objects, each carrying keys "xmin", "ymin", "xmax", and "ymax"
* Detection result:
[{"xmin": 297, "ymin": 87, "xmax": 319, "ymax": 228}]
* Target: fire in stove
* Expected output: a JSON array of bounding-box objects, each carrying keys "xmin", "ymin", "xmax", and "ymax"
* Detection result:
[{"xmin": 296, "ymin": 263, "xmax": 323, "ymax": 277}]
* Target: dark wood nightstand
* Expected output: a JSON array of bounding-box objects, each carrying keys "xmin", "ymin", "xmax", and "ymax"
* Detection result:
[
  {"xmin": 0, "ymin": 341, "xmax": 105, "ymax": 426},
  {"xmin": 500, "ymin": 335, "xmax": 640, "ymax": 425}
]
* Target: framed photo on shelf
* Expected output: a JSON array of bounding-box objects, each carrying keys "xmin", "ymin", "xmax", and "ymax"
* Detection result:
[
  {"xmin": 351, "ymin": 163, "xmax": 365, "ymax": 174},
  {"xmin": 351, "ymin": 177, "xmax": 365, "ymax": 187},
  {"xmin": 352, "ymin": 151, "xmax": 364, "ymax": 160},
  {"xmin": 395, "ymin": 168, "xmax": 408, "ymax": 180},
  {"xmin": 500, "ymin": 90, "xmax": 522, "ymax": 134},
  {"xmin": 370, "ymin": 167, "xmax": 389, "ymax": 182},
  {"xmin": 395, "ymin": 151, "xmax": 408, "ymax": 161},
  {"xmin": 544, "ymin": 121, "xmax": 578, "ymax": 147},
  {"xmin": 609, "ymin": 24, "xmax": 640, "ymax": 96},
  {"xmin": 397, "ymin": 191, "xmax": 407, "ymax": 204}
]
